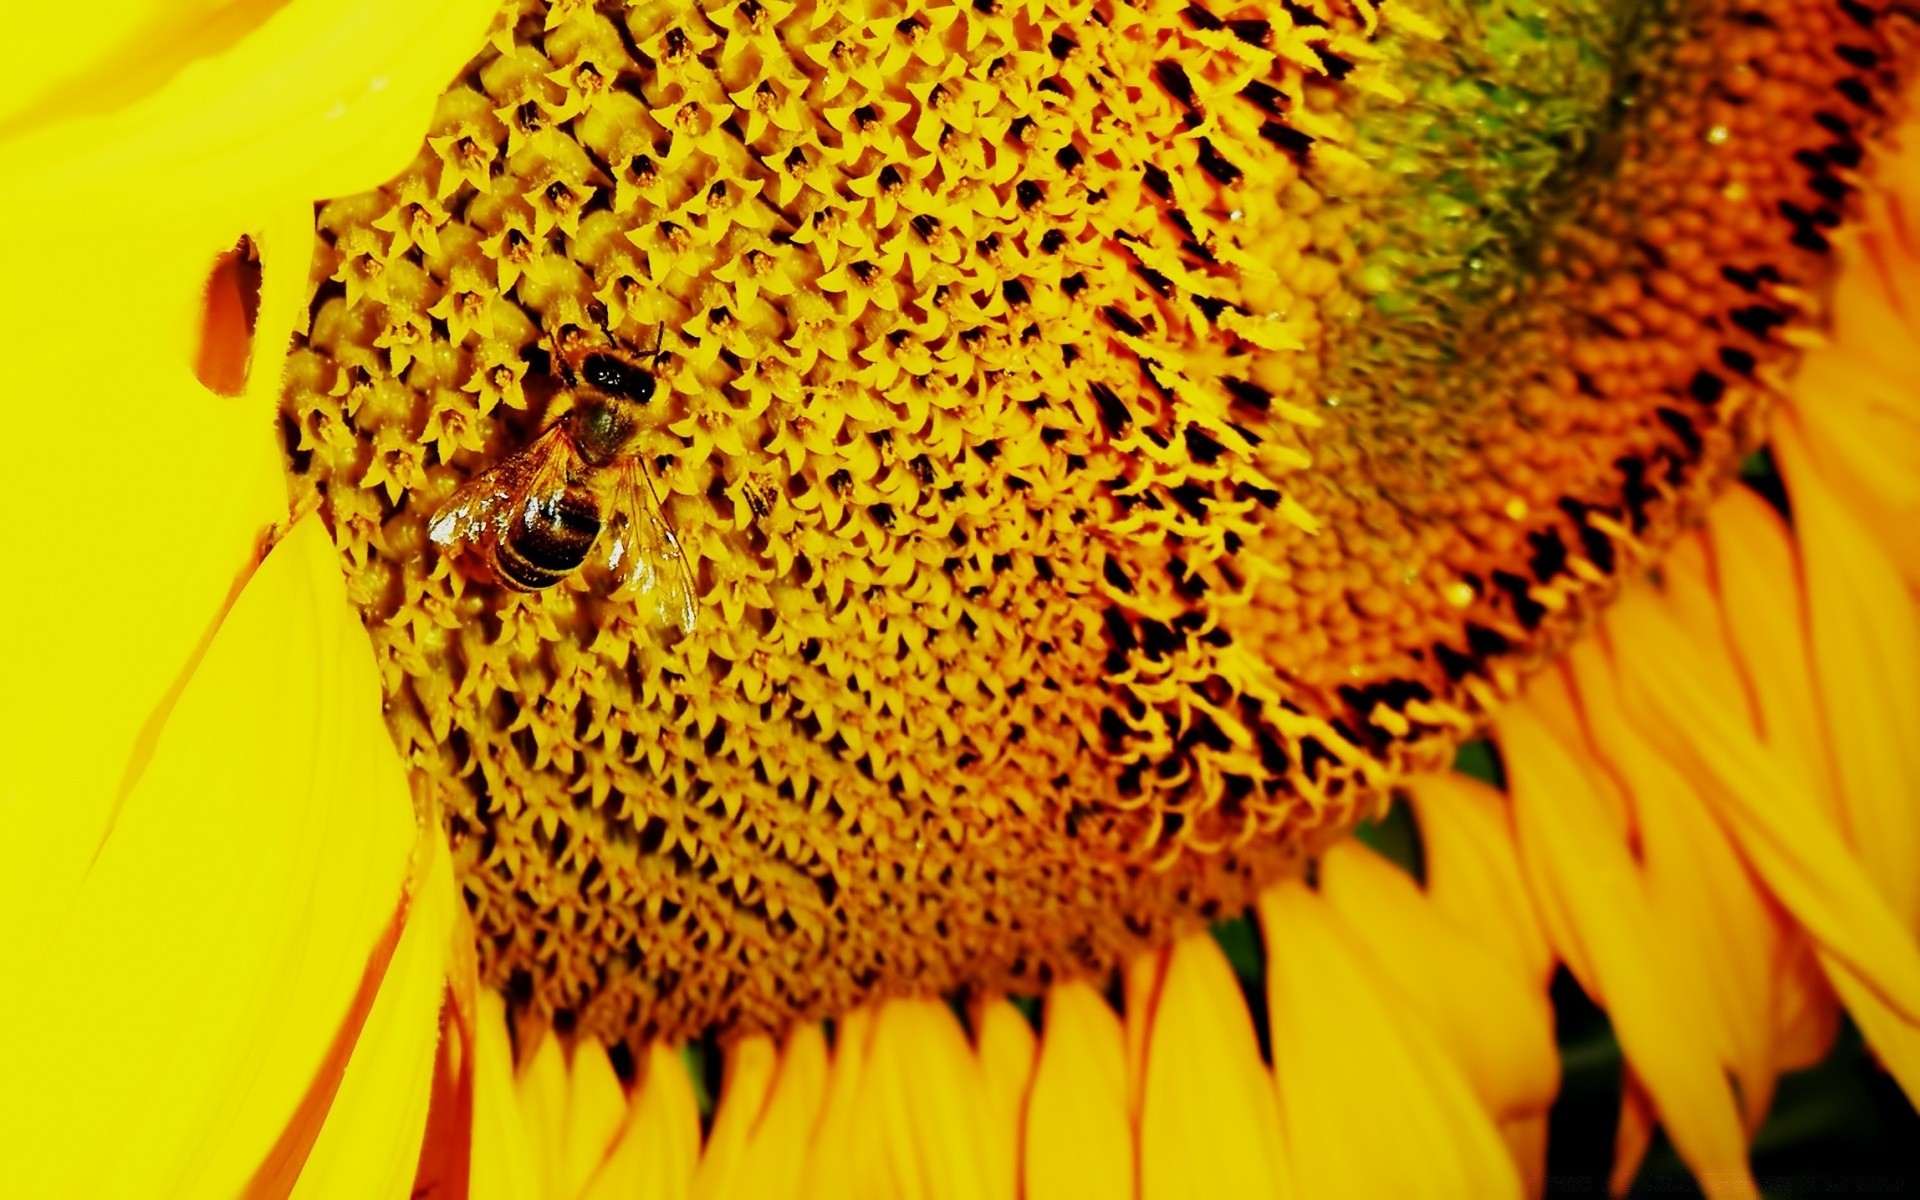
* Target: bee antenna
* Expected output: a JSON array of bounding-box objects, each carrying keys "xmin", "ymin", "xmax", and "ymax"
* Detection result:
[
  {"xmin": 650, "ymin": 323, "xmax": 667, "ymax": 368},
  {"xmin": 585, "ymin": 300, "xmax": 614, "ymax": 338}
]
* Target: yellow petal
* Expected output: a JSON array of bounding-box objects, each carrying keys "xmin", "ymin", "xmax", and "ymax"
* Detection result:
[
  {"xmin": 3, "ymin": 0, "xmax": 499, "ymax": 223},
  {"xmin": 1611, "ymin": 1076, "xmax": 1658, "ymax": 1197},
  {"xmin": 472, "ymin": 992, "xmax": 543, "ymax": 1200},
  {"xmin": 1569, "ymin": 634, "xmax": 1783, "ymax": 1127},
  {"xmin": 1774, "ymin": 424, "xmax": 1920, "ymax": 932},
  {"xmin": 1405, "ymin": 771, "xmax": 1555, "ymax": 987},
  {"xmin": 1316, "ymin": 840, "xmax": 1558, "ymax": 1126},
  {"xmin": 1497, "ymin": 704, "xmax": 1755, "ymax": 1196},
  {"xmin": 1262, "ymin": 878, "xmax": 1523, "ymax": 1199},
  {"xmin": 800, "ymin": 1006, "xmax": 875, "ymax": 1200},
  {"xmin": 722, "ymin": 1026, "xmax": 829, "ymax": 1200},
  {"xmin": 0, "ymin": 0, "xmax": 494, "ymax": 991},
  {"xmin": 691, "ymin": 1035, "xmax": 780, "ymax": 1200},
  {"xmin": 583, "ymin": 1043, "xmax": 702, "ymax": 1200},
  {"xmin": 1135, "ymin": 932, "xmax": 1291, "ymax": 1200},
  {"xmin": 973, "ymin": 997, "xmax": 1036, "ymax": 1200},
  {"xmin": 0, "ymin": 515, "xmax": 416, "ymax": 1196},
  {"xmin": 516, "ymin": 1025, "xmax": 570, "ymax": 1199},
  {"xmin": 288, "ymin": 827, "xmax": 458, "ymax": 1199},
  {"xmin": 1606, "ymin": 583, "xmax": 1920, "ymax": 1041},
  {"xmin": 1705, "ymin": 491, "xmax": 1841, "ymax": 825},
  {"xmin": 1026, "ymin": 982, "xmax": 1135, "ymax": 1200},
  {"xmin": 1121, "ymin": 950, "xmax": 1159, "ymax": 1122},
  {"xmin": 1776, "ymin": 114, "xmax": 1920, "ymax": 587},
  {"xmin": 562, "ymin": 1042, "xmax": 630, "ymax": 1199},
  {"xmin": 859, "ymin": 997, "xmax": 1005, "ymax": 1200}
]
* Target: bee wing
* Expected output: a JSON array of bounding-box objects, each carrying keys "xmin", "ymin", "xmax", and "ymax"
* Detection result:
[
  {"xmin": 430, "ymin": 429, "xmax": 579, "ymax": 565},
  {"xmin": 606, "ymin": 456, "xmax": 699, "ymax": 634},
  {"xmin": 428, "ymin": 462, "xmax": 519, "ymax": 550}
]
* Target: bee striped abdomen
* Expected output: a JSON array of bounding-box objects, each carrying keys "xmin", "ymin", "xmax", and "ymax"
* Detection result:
[{"xmin": 497, "ymin": 490, "xmax": 601, "ymax": 591}]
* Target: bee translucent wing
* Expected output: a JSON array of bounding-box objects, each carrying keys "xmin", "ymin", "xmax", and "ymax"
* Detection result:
[
  {"xmin": 430, "ymin": 429, "xmax": 579, "ymax": 581},
  {"xmin": 429, "ymin": 462, "xmax": 518, "ymax": 550},
  {"xmin": 606, "ymin": 457, "xmax": 699, "ymax": 634}
]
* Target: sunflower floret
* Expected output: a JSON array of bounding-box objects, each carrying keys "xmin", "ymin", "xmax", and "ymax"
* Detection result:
[{"xmin": 281, "ymin": 0, "xmax": 1902, "ymax": 1042}]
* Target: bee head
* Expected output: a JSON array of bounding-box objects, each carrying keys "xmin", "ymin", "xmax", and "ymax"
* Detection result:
[{"xmin": 580, "ymin": 352, "xmax": 657, "ymax": 405}]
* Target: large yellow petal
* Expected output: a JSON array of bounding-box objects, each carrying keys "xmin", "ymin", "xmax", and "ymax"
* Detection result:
[
  {"xmin": 582, "ymin": 1043, "xmax": 701, "ymax": 1200},
  {"xmin": 1134, "ymin": 932, "xmax": 1291, "ymax": 1200},
  {"xmin": 690, "ymin": 1035, "xmax": 780, "ymax": 1200},
  {"xmin": 561, "ymin": 1041, "xmax": 630, "ymax": 1200},
  {"xmin": 799, "ymin": 1006, "xmax": 875, "ymax": 1200},
  {"xmin": 0, "ymin": 516, "xmax": 416, "ymax": 1197},
  {"xmin": 1315, "ymin": 840, "xmax": 1558, "ymax": 1128},
  {"xmin": 1779, "ymin": 111, "xmax": 1920, "ymax": 588},
  {"xmin": 1569, "ymin": 633, "xmax": 1784, "ymax": 1127},
  {"xmin": 1610, "ymin": 469, "xmax": 1920, "ymax": 1105},
  {"xmin": 973, "ymin": 997, "xmax": 1036, "ymax": 1200},
  {"xmin": 1705, "ymin": 492, "xmax": 1841, "ymax": 825},
  {"xmin": 287, "ymin": 828, "xmax": 458, "ymax": 1199},
  {"xmin": 1262, "ymin": 879, "xmax": 1524, "ymax": 1199},
  {"xmin": 4, "ymin": 2, "xmax": 314, "ymax": 134},
  {"xmin": 1773, "ymin": 424, "xmax": 1920, "ymax": 931},
  {"xmin": 859, "ymin": 998, "xmax": 1005, "ymax": 1200},
  {"xmin": 1404, "ymin": 771, "xmax": 1555, "ymax": 987},
  {"xmin": 1606, "ymin": 583, "xmax": 1920, "ymax": 1032},
  {"xmin": 0, "ymin": 0, "xmax": 494, "ymax": 995},
  {"xmin": 516, "ymin": 1025, "xmax": 570, "ymax": 1199},
  {"xmin": 1498, "ymin": 704, "xmax": 1755, "ymax": 1196},
  {"xmin": 471, "ymin": 991, "xmax": 543, "ymax": 1200},
  {"xmin": 1026, "ymin": 982, "xmax": 1134, "ymax": 1200},
  {"xmin": 715, "ymin": 1026, "xmax": 829, "ymax": 1200}
]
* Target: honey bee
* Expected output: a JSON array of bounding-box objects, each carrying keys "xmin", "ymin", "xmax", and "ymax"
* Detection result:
[{"xmin": 429, "ymin": 327, "xmax": 699, "ymax": 633}]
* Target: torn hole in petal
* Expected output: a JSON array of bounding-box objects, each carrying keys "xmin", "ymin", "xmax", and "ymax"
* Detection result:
[{"xmin": 196, "ymin": 234, "xmax": 264, "ymax": 396}]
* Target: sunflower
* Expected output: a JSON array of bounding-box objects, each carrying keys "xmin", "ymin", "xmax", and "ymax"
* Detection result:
[{"xmin": 3, "ymin": 0, "xmax": 1916, "ymax": 1194}]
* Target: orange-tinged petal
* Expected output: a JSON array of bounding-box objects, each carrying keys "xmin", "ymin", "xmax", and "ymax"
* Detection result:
[
  {"xmin": 1498, "ymin": 704, "xmax": 1755, "ymax": 1196},
  {"xmin": 1263, "ymin": 878, "xmax": 1524, "ymax": 1198},
  {"xmin": 973, "ymin": 997, "xmax": 1036, "ymax": 1200},
  {"xmin": 1135, "ymin": 932, "xmax": 1291, "ymax": 1200},
  {"xmin": 0, "ymin": 0, "xmax": 494, "ymax": 989},
  {"xmin": 471, "ymin": 991, "xmax": 543, "ymax": 1200},
  {"xmin": 1706, "ymin": 491, "xmax": 1842, "ymax": 824},
  {"xmin": 0, "ymin": 516, "xmax": 416, "ymax": 1197},
  {"xmin": 1494, "ymin": 676, "xmax": 1605, "ymax": 993},
  {"xmin": 582, "ymin": 1043, "xmax": 701, "ymax": 1200},
  {"xmin": 1774, "ymin": 424, "xmax": 1920, "ymax": 932},
  {"xmin": 1777, "ymin": 119, "xmax": 1920, "ymax": 587},
  {"xmin": 288, "ymin": 828, "xmax": 458, "ymax": 1199},
  {"xmin": 1026, "ymin": 982, "xmax": 1134, "ymax": 1200},
  {"xmin": 1773, "ymin": 935, "xmax": 1844, "ymax": 1075},
  {"xmin": 859, "ymin": 997, "xmax": 1005, "ymax": 1200},
  {"xmin": 690, "ymin": 1035, "xmax": 780, "ymax": 1200},
  {"xmin": 1612, "ymin": 1077, "xmax": 1658, "ymax": 1197},
  {"xmin": 1121, "ymin": 950, "xmax": 1159, "ymax": 1123},
  {"xmin": 1504, "ymin": 1115, "xmax": 1549, "ymax": 1200},
  {"xmin": 1316, "ymin": 840, "xmax": 1558, "ymax": 1126},
  {"xmin": 562, "ymin": 1042, "xmax": 630, "ymax": 1200},
  {"xmin": 1605, "ymin": 585, "xmax": 1920, "ymax": 1040},
  {"xmin": 1570, "ymin": 634, "xmax": 1783, "ymax": 1127},
  {"xmin": 1405, "ymin": 772, "xmax": 1555, "ymax": 987}
]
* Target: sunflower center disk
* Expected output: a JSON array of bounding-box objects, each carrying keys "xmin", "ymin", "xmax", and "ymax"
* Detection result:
[{"xmin": 280, "ymin": 0, "xmax": 1893, "ymax": 1042}]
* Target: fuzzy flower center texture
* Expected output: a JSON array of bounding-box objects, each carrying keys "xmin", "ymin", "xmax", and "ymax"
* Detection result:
[{"xmin": 279, "ymin": 0, "xmax": 1894, "ymax": 1044}]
